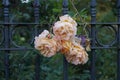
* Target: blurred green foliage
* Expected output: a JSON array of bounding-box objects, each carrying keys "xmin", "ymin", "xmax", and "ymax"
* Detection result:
[{"xmin": 0, "ymin": 0, "xmax": 118, "ymax": 80}]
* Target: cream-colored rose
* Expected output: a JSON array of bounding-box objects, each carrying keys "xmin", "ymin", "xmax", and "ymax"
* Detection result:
[
  {"xmin": 34, "ymin": 30, "xmax": 49, "ymax": 49},
  {"xmin": 34, "ymin": 30, "xmax": 57, "ymax": 57},
  {"xmin": 65, "ymin": 42, "xmax": 88, "ymax": 65},
  {"xmin": 34, "ymin": 38, "xmax": 57, "ymax": 57},
  {"xmin": 53, "ymin": 21, "xmax": 76, "ymax": 40},
  {"xmin": 59, "ymin": 14, "xmax": 77, "ymax": 28},
  {"xmin": 34, "ymin": 15, "xmax": 89, "ymax": 64}
]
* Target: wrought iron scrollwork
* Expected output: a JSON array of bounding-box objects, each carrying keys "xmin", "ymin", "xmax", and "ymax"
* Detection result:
[
  {"xmin": 95, "ymin": 24, "xmax": 117, "ymax": 47},
  {"xmin": 10, "ymin": 25, "xmax": 33, "ymax": 48}
]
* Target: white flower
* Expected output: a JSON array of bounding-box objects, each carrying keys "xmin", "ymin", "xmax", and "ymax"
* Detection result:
[{"xmin": 21, "ymin": 0, "xmax": 29, "ymax": 3}]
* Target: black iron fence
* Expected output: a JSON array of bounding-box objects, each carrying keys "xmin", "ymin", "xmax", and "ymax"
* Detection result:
[{"xmin": 0, "ymin": 0, "xmax": 120, "ymax": 80}]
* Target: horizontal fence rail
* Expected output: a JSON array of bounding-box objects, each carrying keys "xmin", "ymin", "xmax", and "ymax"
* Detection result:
[{"xmin": 0, "ymin": 0, "xmax": 120, "ymax": 80}]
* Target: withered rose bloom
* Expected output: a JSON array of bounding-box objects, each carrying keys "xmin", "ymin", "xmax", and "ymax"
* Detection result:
[
  {"xmin": 53, "ymin": 21, "xmax": 76, "ymax": 40},
  {"xmin": 65, "ymin": 42, "xmax": 88, "ymax": 65},
  {"xmin": 34, "ymin": 30, "xmax": 57, "ymax": 57}
]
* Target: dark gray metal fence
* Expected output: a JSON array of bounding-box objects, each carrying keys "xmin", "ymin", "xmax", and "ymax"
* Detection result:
[{"xmin": 0, "ymin": 0, "xmax": 120, "ymax": 80}]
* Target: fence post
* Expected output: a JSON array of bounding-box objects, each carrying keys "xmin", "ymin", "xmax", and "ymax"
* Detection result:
[
  {"xmin": 2, "ymin": 0, "xmax": 10, "ymax": 80},
  {"xmin": 90, "ymin": 0, "xmax": 96, "ymax": 80},
  {"xmin": 62, "ymin": 0, "xmax": 68, "ymax": 80},
  {"xmin": 117, "ymin": 0, "xmax": 120, "ymax": 80},
  {"xmin": 33, "ymin": 0, "xmax": 40, "ymax": 80}
]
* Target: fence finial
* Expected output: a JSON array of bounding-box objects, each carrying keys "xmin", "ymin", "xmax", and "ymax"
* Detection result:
[
  {"xmin": 90, "ymin": 0, "xmax": 96, "ymax": 23},
  {"xmin": 62, "ymin": 0, "xmax": 68, "ymax": 15},
  {"xmin": 2, "ymin": 0, "xmax": 10, "ymax": 6},
  {"xmin": 33, "ymin": 0, "xmax": 40, "ymax": 7},
  {"xmin": 90, "ymin": 0, "xmax": 97, "ymax": 8}
]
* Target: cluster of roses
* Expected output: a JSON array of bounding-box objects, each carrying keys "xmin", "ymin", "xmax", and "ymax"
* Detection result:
[{"xmin": 34, "ymin": 15, "xmax": 88, "ymax": 65}]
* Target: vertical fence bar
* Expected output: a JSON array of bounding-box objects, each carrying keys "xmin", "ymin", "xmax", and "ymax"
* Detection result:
[
  {"xmin": 33, "ymin": 0, "xmax": 40, "ymax": 80},
  {"xmin": 117, "ymin": 0, "xmax": 120, "ymax": 80},
  {"xmin": 63, "ymin": 56, "xmax": 68, "ymax": 80},
  {"xmin": 34, "ymin": 0, "xmax": 40, "ymax": 23},
  {"xmin": 90, "ymin": 0, "xmax": 96, "ymax": 80},
  {"xmin": 2, "ymin": 0, "xmax": 10, "ymax": 80},
  {"xmin": 62, "ymin": 0, "xmax": 68, "ymax": 80}
]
